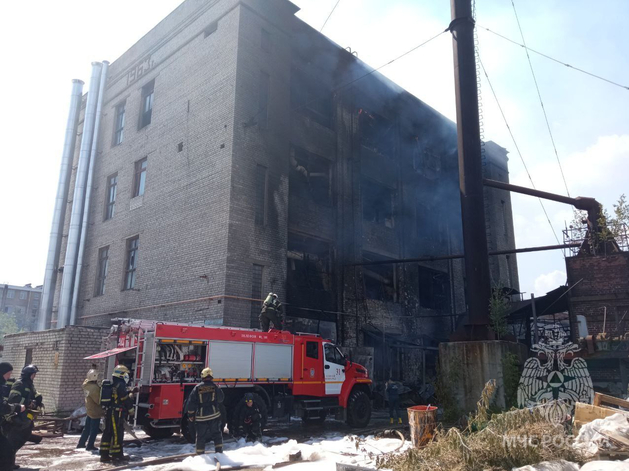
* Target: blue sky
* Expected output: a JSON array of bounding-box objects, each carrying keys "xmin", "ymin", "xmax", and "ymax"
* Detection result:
[{"xmin": 0, "ymin": 0, "xmax": 627, "ymax": 299}]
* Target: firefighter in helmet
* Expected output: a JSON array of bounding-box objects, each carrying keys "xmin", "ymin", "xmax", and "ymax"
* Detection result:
[
  {"xmin": 0, "ymin": 362, "xmax": 26, "ymax": 470},
  {"xmin": 100, "ymin": 365, "xmax": 134, "ymax": 464},
  {"xmin": 186, "ymin": 367, "xmax": 224, "ymax": 455},
  {"xmin": 259, "ymin": 293, "xmax": 284, "ymax": 331},
  {"xmin": 241, "ymin": 393, "xmax": 262, "ymax": 442},
  {"xmin": 6, "ymin": 364, "xmax": 43, "ymax": 466}
]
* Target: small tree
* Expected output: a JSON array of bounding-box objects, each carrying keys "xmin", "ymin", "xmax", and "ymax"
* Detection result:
[
  {"xmin": 489, "ymin": 288, "xmax": 510, "ymax": 339},
  {"xmin": 0, "ymin": 311, "xmax": 20, "ymax": 346},
  {"xmin": 569, "ymin": 194, "xmax": 629, "ymax": 252}
]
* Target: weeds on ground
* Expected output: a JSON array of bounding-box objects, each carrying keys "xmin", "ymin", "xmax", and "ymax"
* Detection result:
[{"xmin": 378, "ymin": 381, "xmax": 585, "ymax": 471}]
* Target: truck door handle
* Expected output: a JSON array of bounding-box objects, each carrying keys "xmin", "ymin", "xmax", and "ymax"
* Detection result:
[
  {"xmin": 325, "ymin": 365, "xmax": 330, "ymax": 369},
  {"xmin": 342, "ymin": 369, "xmax": 345, "ymax": 373}
]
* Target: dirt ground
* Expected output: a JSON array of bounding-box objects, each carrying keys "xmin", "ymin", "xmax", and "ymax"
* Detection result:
[{"xmin": 16, "ymin": 410, "xmax": 402, "ymax": 470}]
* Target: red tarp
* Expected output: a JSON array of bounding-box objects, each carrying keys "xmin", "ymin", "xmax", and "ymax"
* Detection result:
[{"xmin": 84, "ymin": 345, "xmax": 136, "ymax": 360}]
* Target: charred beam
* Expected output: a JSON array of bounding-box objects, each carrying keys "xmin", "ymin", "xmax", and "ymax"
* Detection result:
[{"xmin": 346, "ymin": 243, "xmax": 580, "ymax": 267}]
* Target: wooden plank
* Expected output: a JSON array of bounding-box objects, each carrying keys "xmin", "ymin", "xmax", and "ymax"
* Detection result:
[
  {"xmin": 574, "ymin": 402, "xmax": 623, "ymax": 433},
  {"xmin": 594, "ymin": 392, "xmax": 629, "ymax": 410}
]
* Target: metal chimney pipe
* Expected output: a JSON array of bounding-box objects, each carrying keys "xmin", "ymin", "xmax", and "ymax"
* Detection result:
[
  {"xmin": 37, "ymin": 79, "xmax": 84, "ymax": 331},
  {"xmin": 450, "ymin": 0, "xmax": 492, "ymax": 336},
  {"xmin": 70, "ymin": 62, "xmax": 109, "ymax": 326},
  {"xmin": 57, "ymin": 62, "xmax": 103, "ymax": 329}
]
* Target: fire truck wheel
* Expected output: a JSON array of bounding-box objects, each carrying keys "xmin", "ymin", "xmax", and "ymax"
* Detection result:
[
  {"xmin": 229, "ymin": 393, "xmax": 268, "ymax": 436},
  {"xmin": 141, "ymin": 423, "xmax": 175, "ymax": 439},
  {"xmin": 346, "ymin": 389, "xmax": 371, "ymax": 428}
]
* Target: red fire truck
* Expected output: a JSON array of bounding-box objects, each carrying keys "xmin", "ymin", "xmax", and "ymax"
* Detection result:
[{"xmin": 86, "ymin": 319, "xmax": 372, "ymax": 439}]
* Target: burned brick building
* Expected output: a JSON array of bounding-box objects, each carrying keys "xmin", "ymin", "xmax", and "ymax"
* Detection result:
[{"xmin": 26, "ymin": 0, "xmax": 518, "ymax": 390}]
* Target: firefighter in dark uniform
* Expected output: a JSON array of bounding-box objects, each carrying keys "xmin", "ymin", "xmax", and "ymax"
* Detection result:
[
  {"xmin": 242, "ymin": 393, "xmax": 262, "ymax": 442},
  {"xmin": 0, "ymin": 362, "xmax": 25, "ymax": 470},
  {"xmin": 6, "ymin": 364, "xmax": 43, "ymax": 467},
  {"xmin": 100, "ymin": 365, "xmax": 134, "ymax": 464},
  {"xmin": 259, "ymin": 293, "xmax": 284, "ymax": 331},
  {"xmin": 186, "ymin": 368, "xmax": 224, "ymax": 454}
]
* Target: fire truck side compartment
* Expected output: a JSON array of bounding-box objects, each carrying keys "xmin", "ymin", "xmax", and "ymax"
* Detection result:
[
  {"xmin": 254, "ymin": 344, "xmax": 293, "ymax": 380},
  {"xmin": 208, "ymin": 341, "xmax": 253, "ymax": 380}
]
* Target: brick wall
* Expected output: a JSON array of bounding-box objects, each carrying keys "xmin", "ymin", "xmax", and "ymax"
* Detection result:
[
  {"xmin": 567, "ymin": 252, "xmax": 629, "ymax": 335},
  {"xmin": 3, "ymin": 326, "xmax": 108, "ymax": 413}
]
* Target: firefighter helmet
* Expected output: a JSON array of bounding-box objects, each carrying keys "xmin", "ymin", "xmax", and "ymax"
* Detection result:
[
  {"xmin": 244, "ymin": 393, "xmax": 254, "ymax": 403},
  {"xmin": 264, "ymin": 293, "xmax": 280, "ymax": 308},
  {"xmin": 86, "ymin": 369, "xmax": 98, "ymax": 382},
  {"xmin": 201, "ymin": 367, "xmax": 213, "ymax": 379},
  {"xmin": 21, "ymin": 364, "xmax": 39, "ymax": 379},
  {"xmin": 113, "ymin": 365, "xmax": 130, "ymax": 383}
]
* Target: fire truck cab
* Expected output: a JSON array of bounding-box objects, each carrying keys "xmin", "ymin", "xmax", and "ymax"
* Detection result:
[{"xmin": 86, "ymin": 319, "xmax": 372, "ymax": 439}]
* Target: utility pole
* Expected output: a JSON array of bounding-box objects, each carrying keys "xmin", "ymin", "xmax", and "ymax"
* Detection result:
[{"xmin": 450, "ymin": 0, "xmax": 492, "ymax": 339}]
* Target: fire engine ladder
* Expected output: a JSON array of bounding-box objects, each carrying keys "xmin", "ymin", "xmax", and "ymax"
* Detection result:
[
  {"xmin": 133, "ymin": 329, "xmax": 156, "ymax": 428},
  {"xmin": 131, "ymin": 329, "xmax": 146, "ymax": 429}
]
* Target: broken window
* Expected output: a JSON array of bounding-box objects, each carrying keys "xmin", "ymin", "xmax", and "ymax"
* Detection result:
[
  {"xmin": 412, "ymin": 140, "xmax": 441, "ymax": 174},
  {"xmin": 362, "ymin": 178, "xmax": 394, "ymax": 227},
  {"xmin": 362, "ymin": 252, "xmax": 397, "ymax": 302},
  {"xmin": 359, "ymin": 110, "xmax": 396, "ymax": 157},
  {"xmin": 290, "ymin": 68, "xmax": 333, "ymax": 128},
  {"xmin": 418, "ymin": 266, "xmax": 450, "ymax": 311},
  {"xmin": 290, "ymin": 147, "xmax": 331, "ymax": 205},
  {"xmin": 287, "ymin": 234, "xmax": 332, "ymax": 292}
]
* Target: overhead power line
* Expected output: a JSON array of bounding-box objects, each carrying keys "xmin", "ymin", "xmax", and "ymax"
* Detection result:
[
  {"xmin": 320, "ymin": 0, "xmax": 341, "ymax": 32},
  {"xmin": 478, "ymin": 57, "xmax": 562, "ymax": 247},
  {"xmin": 479, "ymin": 25, "xmax": 629, "ymax": 92},
  {"xmin": 511, "ymin": 0, "xmax": 570, "ymax": 198}
]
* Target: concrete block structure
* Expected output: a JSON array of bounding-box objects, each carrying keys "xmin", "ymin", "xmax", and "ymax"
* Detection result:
[
  {"xmin": 33, "ymin": 0, "xmax": 518, "ymax": 387},
  {"xmin": 2, "ymin": 326, "xmax": 108, "ymax": 413}
]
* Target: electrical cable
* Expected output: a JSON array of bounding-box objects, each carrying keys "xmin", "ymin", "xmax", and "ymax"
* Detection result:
[
  {"xmin": 479, "ymin": 25, "xmax": 629, "ymax": 92},
  {"xmin": 510, "ymin": 0, "xmax": 571, "ymax": 198},
  {"xmin": 478, "ymin": 57, "xmax": 562, "ymax": 246},
  {"xmin": 320, "ymin": 0, "xmax": 341, "ymax": 32}
]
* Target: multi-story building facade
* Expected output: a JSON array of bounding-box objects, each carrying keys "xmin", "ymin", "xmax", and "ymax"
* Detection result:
[
  {"xmin": 33, "ymin": 0, "xmax": 518, "ymax": 385},
  {"xmin": 1, "ymin": 284, "xmax": 42, "ymax": 331}
]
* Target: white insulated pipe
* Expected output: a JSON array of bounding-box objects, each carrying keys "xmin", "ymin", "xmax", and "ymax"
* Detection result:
[
  {"xmin": 57, "ymin": 62, "xmax": 103, "ymax": 329},
  {"xmin": 70, "ymin": 61, "xmax": 109, "ymax": 326},
  {"xmin": 38, "ymin": 79, "xmax": 84, "ymax": 331}
]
